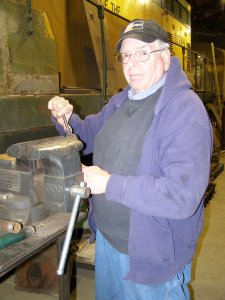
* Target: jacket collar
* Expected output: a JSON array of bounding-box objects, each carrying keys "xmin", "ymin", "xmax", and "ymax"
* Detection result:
[{"xmin": 116, "ymin": 57, "xmax": 192, "ymax": 114}]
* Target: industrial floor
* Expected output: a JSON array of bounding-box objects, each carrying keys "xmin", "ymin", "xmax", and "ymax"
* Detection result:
[{"xmin": 1, "ymin": 154, "xmax": 225, "ymax": 300}]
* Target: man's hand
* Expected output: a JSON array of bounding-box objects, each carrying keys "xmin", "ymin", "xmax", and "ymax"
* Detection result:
[
  {"xmin": 82, "ymin": 165, "xmax": 111, "ymax": 194},
  {"xmin": 48, "ymin": 96, "xmax": 73, "ymax": 129}
]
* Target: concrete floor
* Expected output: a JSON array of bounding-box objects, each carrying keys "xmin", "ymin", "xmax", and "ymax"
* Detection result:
[{"xmin": 0, "ymin": 154, "xmax": 225, "ymax": 300}]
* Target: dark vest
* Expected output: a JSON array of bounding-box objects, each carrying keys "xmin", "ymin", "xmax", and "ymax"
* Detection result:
[{"xmin": 92, "ymin": 88, "xmax": 162, "ymax": 253}]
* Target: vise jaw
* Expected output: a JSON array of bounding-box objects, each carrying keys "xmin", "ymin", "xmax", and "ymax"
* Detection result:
[{"xmin": 0, "ymin": 135, "xmax": 84, "ymax": 225}]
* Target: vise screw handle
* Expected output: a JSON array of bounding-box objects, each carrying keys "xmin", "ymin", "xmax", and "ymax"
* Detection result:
[{"xmin": 57, "ymin": 182, "xmax": 90, "ymax": 276}]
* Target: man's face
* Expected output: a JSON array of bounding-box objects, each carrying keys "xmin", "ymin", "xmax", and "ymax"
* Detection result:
[{"xmin": 120, "ymin": 38, "xmax": 170, "ymax": 93}]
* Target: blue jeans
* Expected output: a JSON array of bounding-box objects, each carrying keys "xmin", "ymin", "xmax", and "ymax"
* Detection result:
[{"xmin": 95, "ymin": 230, "xmax": 192, "ymax": 300}]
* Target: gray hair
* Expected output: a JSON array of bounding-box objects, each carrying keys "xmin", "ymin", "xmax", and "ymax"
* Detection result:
[{"xmin": 155, "ymin": 39, "xmax": 170, "ymax": 50}]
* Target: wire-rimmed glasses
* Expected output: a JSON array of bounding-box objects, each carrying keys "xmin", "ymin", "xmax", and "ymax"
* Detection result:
[{"xmin": 116, "ymin": 49, "xmax": 162, "ymax": 64}]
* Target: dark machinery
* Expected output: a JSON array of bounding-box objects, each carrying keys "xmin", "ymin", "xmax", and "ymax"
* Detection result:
[
  {"xmin": 0, "ymin": 135, "xmax": 83, "ymax": 223},
  {"xmin": 0, "ymin": 134, "xmax": 90, "ymax": 274}
]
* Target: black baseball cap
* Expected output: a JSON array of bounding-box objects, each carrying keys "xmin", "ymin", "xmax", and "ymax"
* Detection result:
[{"xmin": 115, "ymin": 19, "xmax": 168, "ymax": 51}]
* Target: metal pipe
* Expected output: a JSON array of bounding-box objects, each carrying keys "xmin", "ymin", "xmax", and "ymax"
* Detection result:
[
  {"xmin": 57, "ymin": 182, "xmax": 90, "ymax": 276},
  {"xmin": 98, "ymin": 5, "xmax": 107, "ymax": 106},
  {"xmin": 211, "ymin": 42, "xmax": 222, "ymax": 117},
  {"xmin": 26, "ymin": 0, "xmax": 33, "ymax": 35},
  {"xmin": 0, "ymin": 219, "xmax": 22, "ymax": 233}
]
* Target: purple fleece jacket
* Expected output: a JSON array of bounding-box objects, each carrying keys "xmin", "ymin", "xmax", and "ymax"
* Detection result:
[{"xmin": 54, "ymin": 56, "xmax": 212, "ymax": 284}]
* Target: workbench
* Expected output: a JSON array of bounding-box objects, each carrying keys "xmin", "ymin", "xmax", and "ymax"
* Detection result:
[{"xmin": 0, "ymin": 212, "xmax": 86, "ymax": 300}]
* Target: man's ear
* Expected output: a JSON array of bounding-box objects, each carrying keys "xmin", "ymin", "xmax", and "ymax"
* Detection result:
[{"xmin": 161, "ymin": 48, "xmax": 171, "ymax": 71}]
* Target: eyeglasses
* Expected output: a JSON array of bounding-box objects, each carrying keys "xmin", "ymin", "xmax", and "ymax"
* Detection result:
[{"xmin": 116, "ymin": 49, "xmax": 162, "ymax": 64}]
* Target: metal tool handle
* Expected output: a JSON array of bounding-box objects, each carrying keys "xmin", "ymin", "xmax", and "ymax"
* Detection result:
[
  {"xmin": 57, "ymin": 182, "xmax": 90, "ymax": 276},
  {"xmin": 62, "ymin": 115, "xmax": 72, "ymax": 135}
]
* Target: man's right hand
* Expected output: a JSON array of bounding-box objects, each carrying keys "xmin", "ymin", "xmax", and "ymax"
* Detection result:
[{"xmin": 48, "ymin": 96, "xmax": 73, "ymax": 129}]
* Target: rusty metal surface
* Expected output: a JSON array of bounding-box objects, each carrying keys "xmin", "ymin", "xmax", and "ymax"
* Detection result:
[
  {"xmin": 0, "ymin": 212, "xmax": 86, "ymax": 277},
  {"xmin": 0, "ymin": 0, "xmax": 59, "ymax": 96},
  {"xmin": 15, "ymin": 244, "xmax": 59, "ymax": 294}
]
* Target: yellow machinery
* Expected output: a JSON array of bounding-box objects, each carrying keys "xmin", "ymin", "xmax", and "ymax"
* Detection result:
[
  {"xmin": 0, "ymin": 2, "xmax": 223, "ymax": 295},
  {"xmin": 32, "ymin": 0, "xmax": 192, "ymax": 95},
  {"xmin": 1, "ymin": 0, "xmax": 222, "ymax": 151}
]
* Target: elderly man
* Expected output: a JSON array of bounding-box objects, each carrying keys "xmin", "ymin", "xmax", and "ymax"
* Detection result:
[{"xmin": 48, "ymin": 19, "xmax": 212, "ymax": 300}]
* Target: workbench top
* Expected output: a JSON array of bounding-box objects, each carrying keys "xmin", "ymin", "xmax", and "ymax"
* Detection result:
[{"xmin": 0, "ymin": 212, "xmax": 86, "ymax": 277}]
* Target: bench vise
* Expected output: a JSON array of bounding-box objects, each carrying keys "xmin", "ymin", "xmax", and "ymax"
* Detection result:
[{"xmin": 0, "ymin": 135, "xmax": 87, "ymax": 225}]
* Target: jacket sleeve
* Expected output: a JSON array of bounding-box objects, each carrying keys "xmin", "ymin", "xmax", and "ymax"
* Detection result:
[
  {"xmin": 52, "ymin": 91, "xmax": 127, "ymax": 154},
  {"xmin": 105, "ymin": 101, "xmax": 212, "ymax": 220}
]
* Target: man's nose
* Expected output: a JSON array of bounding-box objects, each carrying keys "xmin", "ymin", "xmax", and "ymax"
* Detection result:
[{"xmin": 127, "ymin": 53, "xmax": 138, "ymax": 64}]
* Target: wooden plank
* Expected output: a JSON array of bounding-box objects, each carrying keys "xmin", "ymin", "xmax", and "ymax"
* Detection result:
[{"xmin": 74, "ymin": 239, "xmax": 95, "ymax": 266}]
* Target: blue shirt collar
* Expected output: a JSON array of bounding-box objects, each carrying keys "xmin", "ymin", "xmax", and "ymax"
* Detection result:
[{"xmin": 128, "ymin": 73, "xmax": 166, "ymax": 100}]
